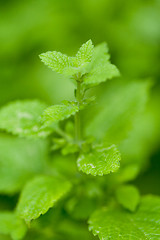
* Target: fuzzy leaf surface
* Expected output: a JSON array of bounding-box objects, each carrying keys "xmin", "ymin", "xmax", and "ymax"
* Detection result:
[
  {"xmin": 83, "ymin": 43, "xmax": 120, "ymax": 85},
  {"xmin": 116, "ymin": 185, "xmax": 140, "ymax": 212},
  {"xmin": 0, "ymin": 212, "xmax": 27, "ymax": 240},
  {"xmin": 89, "ymin": 195, "xmax": 160, "ymax": 240},
  {"xmin": 17, "ymin": 175, "xmax": 71, "ymax": 223},
  {"xmin": 41, "ymin": 103, "xmax": 78, "ymax": 127},
  {"xmin": 0, "ymin": 100, "xmax": 50, "ymax": 138},
  {"xmin": 75, "ymin": 39, "xmax": 94, "ymax": 67},
  {"xmin": 77, "ymin": 144, "xmax": 121, "ymax": 176},
  {"xmin": 39, "ymin": 40, "xmax": 93, "ymax": 76},
  {"xmin": 39, "ymin": 51, "xmax": 74, "ymax": 74}
]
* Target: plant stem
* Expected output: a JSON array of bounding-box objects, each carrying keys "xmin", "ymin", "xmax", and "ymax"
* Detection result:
[
  {"xmin": 75, "ymin": 80, "xmax": 81, "ymax": 144},
  {"xmin": 55, "ymin": 126, "xmax": 71, "ymax": 141}
]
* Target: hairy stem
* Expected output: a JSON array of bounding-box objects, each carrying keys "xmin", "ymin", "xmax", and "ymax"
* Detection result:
[{"xmin": 75, "ymin": 80, "xmax": 82, "ymax": 144}]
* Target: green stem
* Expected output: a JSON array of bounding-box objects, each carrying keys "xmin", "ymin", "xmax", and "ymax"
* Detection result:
[
  {"xmin": 75, "ymin": 81, "xmax": 82, "ymax": 144},
  {"xmin": 55, "ymin": 127, "xmax": 71, "ymax": 141}
]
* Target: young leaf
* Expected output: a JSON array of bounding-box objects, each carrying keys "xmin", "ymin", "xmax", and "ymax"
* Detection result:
[
  {"xmin": 75, "ymin": 39, "xmax": 94, "ymax": 67},
  {"xmin": 93, "ymin": 42, "xmax": 110, "ymax": 61},
  {"xmin": 83, "ymin": 42, "xmax": 120, "ymax": 85},
  {"xmin": 116, "ymin": 184, "xmax": 140, "ymax": 212},
  {"xmin": 39, "ymin": 40, "xmax": 94, "ymax": 77},
  {"xmin": 41, "ymin": 103, "xmax": 78, "ymax": 127},
  {"xmin": 0, "ymin": 134, "xmax": 48, "ymax": 194},
  {"xmin": 89, "ymin": 195, "xmax": 160, "ymax": 240},
  {"xmin": 0, "ymin": 100, "xmax": 50, "ymax": 138},
  {"xmin": 39, "ymin": 51, "xmax": 74, "ymax": 74},
  {"xmin": 16, "ymin": 175, "xmax": 71, "ymax": 223},
  {"xmin": 77, "ymin": 144, "xmax": 121, "ymax": 176},
  {"xmin": 0, "ymin": 212, "xmax": 27, "ymax": 240}
]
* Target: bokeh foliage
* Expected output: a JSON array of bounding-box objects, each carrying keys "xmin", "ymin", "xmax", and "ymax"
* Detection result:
[{"xmin": 0, "ymin": 0, "xmax": 160, "ymax": 239}]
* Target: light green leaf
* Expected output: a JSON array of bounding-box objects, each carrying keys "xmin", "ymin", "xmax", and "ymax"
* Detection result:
[
  {"xmin": 0, "ymin": 100, "xmax": 50, "ymax": 138},
  {"xmin": 116, "ymin": 185, "xmax": 140, "ymax": 212},
  {"xmin": 39, "ymin": 40, "xmax": 93, "ymax": 77},
  {"xmin": 77, "ymin": 144, "xmax": 121, "ymax": 176},
  {"xmin": 17, "ymin": 175, "xmax": 71, "ymax": 223},
  {"xmin": 61, "ymin": 143, "xmax": 79, "ymax": 155},
  {"xmin": 41, "ymin": 103, "xmax": 78, "ymax": 127},
  {"xmin": 66, "ymin": 196, "xmax": 98, "ymax": 220},
  {"xmin": 0, "ymin": 212, "xmax": 27, "ymax": 240},
  {"xmin": 75, "ymin": 39, "xmax": 94, "ymax": 67},
  {"xmin": 83, "ymin": 42, "xmax": 120, "ymax": 85},
  {"xmin": 0, "ymin": 134, "xmax": 48, "ymax": 194},
  {"xmin": 92, "ymin": 42, "xmax": 110, "ymax": 63},
  {"xmin": 111, "ymin": 164, "xmax": 140, "ymax": 183},
  {"xmin": 39, "ymin": 51, "xmax": 74, "ymax": 74},
  {"xmin": 89, "ymin": 195, "xmax": 160, "ymax": 240},
  {"xmin": 85, "ymin": 80, "xmax": 151, "ymax": 143}
]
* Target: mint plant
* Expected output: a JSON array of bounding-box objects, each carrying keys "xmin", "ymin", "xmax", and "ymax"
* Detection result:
[{"xmin": 0, "ymin": 40, "xmax": 159, "ymax": 240}]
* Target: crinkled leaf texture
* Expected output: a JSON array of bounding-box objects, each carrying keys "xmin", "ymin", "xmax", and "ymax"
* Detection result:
[
  {"xmin": 83, "ymin": 42, "xmax": 120, "ymax": 85},
  {"xmin": 41, "ymin": 103, "xmax": 78, "ymax": 127},
  {"xmin": 116, "ymin": 184, "xmax": 140, "ymax": 212},
  {"xmin": 0, "ymin": 212, "xmax": 27, "ymax": 240},
  {"xmin": 75, "ymin": 39, "xmax": 94, "ymax": 67},
  {"xmin": 0, "ymin": 134, "xmax": 48, "ymax": 194},
  {"xmin": 0, "ymin": 100, "xmax": 50, "ymax": 138},
  {"xmin": 17, "ymin": 175, "xmax": 71, "ymax": 223},
  {"xmin": 89, "ymin": 195, "xmax": 160, "ymax": 240},
  {"xmin": 39, "ymin": 40, "xmax": 93, "ymax": 76},
  {"xmin": 77, "ymin": 144, "xmax": 121, "ymax": 176}
]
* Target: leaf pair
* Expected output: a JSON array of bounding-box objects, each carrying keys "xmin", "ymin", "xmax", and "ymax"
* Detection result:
[
  {"xmin": 39, "ymin": 40, "xmax": 94, "ymax": 77},
  {"xmin": 40, "ymin": 40, "xmax": 120, "ymax": 86}
]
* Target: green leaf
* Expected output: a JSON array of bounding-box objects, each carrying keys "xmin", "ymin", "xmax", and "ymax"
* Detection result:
[
  {"xmin": 39, "ymin": 40, "xmax": 93, "ymax": 77},
  {"xmin": 116, "ymin": 184, "xmax": 140, "ymax": 212},
  {"xmin": 0, "ymin": 134, "xmax": 48, "ymax": 194},
  {"xmin": 41, "ymin": 103, "xmax": 78, "ymax": 127},
  {"xmin": 66, "ymin": 196, "xmax": 98, "ymax": 220},
  {"xmin": 83, "ymin": 42, "xmax": 120, "ymax": 85},
  {"xmin": 39, "ymin": 51, "xmax": 74, "ymax": 74},
  {"xmin": 77, "ymin": 144, "xmax": 121, "ymax": 176},
  {"xmin": 16, "ymin": 175, "xmax": 71, "ymax": 223},
  {"xmin": 89, "ymin": 195, "xmax": 160, "ymax": 240},
  {"xmin": 85, "ymin": 80, "xmax": 151, "ymax": 143},
  {"xmin": 91, "ymin": 42, "xmax": 110, "ymax": 63},
  {"xmin": 0, "ymin": 100, "xmax": 50, "ymax": 138},
  {"xmin": 75, "ymin": 39, "xmax": 94, "ymax": 67},
  {"xmin": 0, "ymin": 212, "xmax": 27, "ymax": 240},
  {"xmin": 61, "ymin": 142, "xmax": 79, "ymax": 155},
  {"xmin": 111, "ymin": 164, "xmax": 140, "ymax": 183}
]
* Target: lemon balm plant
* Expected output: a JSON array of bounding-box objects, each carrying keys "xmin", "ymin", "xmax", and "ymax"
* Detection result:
[{"xmin": 0, "ymin": 40, "xmax": 159, "ymax": 240}]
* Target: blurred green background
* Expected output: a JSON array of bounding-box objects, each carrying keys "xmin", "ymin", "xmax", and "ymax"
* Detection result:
[
  {"xmin": 0, "ymin": 0, "xmax": 160, "ymax": 104},
  {"xmin": 0, "ymin": 0, "xmax": 160, "ymax": 195},
  {"xmin": 0, "ymin": 0, "xmax": 160, "ymax": 239}
]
